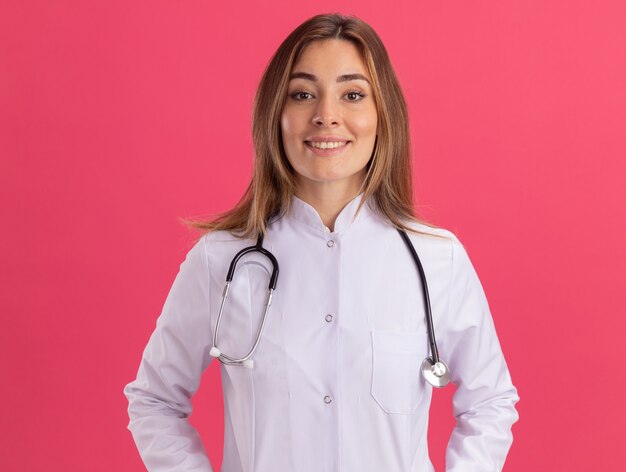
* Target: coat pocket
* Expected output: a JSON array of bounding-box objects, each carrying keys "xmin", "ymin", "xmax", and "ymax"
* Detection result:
[{"xmin": 370, "ymin": 329, "xmax": 429, "ymax": 415}]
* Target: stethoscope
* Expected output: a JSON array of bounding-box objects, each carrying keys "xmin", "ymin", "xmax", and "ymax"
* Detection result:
[{"xmin": 209, "ymin": 230, "xmax": 451, "ymax": 388}]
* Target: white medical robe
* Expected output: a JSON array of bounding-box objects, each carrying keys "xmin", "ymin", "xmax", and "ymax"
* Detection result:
[{"xmin": 124, "ymin": 194, "xmax": 520, "ymax": 471}]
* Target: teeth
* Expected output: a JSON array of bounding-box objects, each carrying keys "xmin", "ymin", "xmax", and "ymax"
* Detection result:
[{"xmin": 307, "ymin": 141, "xmax": 347, "ymax": 149}]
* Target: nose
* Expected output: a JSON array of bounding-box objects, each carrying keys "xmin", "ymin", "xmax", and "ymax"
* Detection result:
[{"xmin": 312, "ymin": 95, "xmax": 340, "ymax": 127}]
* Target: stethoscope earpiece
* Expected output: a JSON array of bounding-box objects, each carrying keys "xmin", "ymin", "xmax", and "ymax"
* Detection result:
[{"xmin": 209, "ymin": 346, "xmax": 221, "ymax": 358}]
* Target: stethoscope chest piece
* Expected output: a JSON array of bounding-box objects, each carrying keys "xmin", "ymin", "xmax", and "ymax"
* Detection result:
[{"xmin": 421, "ymin": 357, "xmax": 451, "ymax": 388}]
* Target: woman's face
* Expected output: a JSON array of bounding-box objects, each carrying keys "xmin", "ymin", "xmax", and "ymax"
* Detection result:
[{"xmin": 280, "ymin": 39, "xmax": 378, "ymax": 196}]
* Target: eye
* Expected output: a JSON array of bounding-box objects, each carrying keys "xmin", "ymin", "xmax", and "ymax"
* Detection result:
[
  {"xmin": 289, "ymin": 91, "xmax": 314, "ymax": 101},
  {"xmin": 345, "ymin": 90, "xmax": 366, "ymax": 102}
]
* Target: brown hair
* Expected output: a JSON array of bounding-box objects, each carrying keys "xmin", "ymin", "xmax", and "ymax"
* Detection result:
[{"xmin": 185, "ymin": 13, "xmax": 430, "ymax": 237}]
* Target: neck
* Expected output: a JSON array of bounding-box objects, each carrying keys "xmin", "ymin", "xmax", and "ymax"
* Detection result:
[{"xmin": 294, "ymin": 178, "xmax": 364, "ymax": 231}]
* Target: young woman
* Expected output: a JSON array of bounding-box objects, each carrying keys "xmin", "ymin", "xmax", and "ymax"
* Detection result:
[{"xmin": 125, "ymin": 14, "xmax": 519, "ymax": 472}]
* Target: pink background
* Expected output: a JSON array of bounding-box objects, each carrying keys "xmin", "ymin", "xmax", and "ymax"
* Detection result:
[{"xmin": 2, "ymin": 1, "xmax": 625, "ymax": 470}]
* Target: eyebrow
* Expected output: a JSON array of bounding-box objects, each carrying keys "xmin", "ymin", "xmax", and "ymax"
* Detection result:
[{"xmin": 289, "ymin": 72, "xmax": 370, "ymax": 84}]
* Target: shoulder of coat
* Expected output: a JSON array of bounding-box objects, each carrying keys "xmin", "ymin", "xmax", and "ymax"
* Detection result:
[
  {"xmin": 199, "ymin": 230, "xmax": 256, "ymax": 253},
  {"xmin": 403, "ymin": 220, "xmax": 460, "ymax": 243}
]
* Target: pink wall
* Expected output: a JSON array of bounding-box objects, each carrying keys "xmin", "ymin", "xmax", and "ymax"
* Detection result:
[{"xmin": 2, "ymin": 1, "xmax": 625, "ymax": 470}]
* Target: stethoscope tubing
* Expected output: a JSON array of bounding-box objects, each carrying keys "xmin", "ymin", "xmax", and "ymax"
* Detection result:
[
  {"xmin": 397, "ymin": 229, "xmax": 440, "ymax": 365},
  {"xmin": 225, "ymin": 234, "xmax": 279, "ymax": 289}
]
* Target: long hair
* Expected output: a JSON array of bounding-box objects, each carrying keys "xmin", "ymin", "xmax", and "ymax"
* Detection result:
[{"xmin": 186, "ymin": 13, "xmax": 428, "ymax": 237}]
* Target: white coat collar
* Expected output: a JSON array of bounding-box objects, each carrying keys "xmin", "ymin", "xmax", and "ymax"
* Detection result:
[{"xmin": 288, "ymin": 193, "xmax": 375, "ymax": 234}]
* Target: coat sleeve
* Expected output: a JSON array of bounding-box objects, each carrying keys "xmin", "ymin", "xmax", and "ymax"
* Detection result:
[
  {"xmin": 123, "ymin": 235, "xmax": 215, "ymax": 471},
  {"xmin": 441, "ymin": 239, "xmax": 520, "ymax": 472}
]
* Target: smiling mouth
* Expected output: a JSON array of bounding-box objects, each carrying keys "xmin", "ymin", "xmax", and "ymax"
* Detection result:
[{"xmin": 304, "ymin": 141, "xmax": 350, "ymax": 150}]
